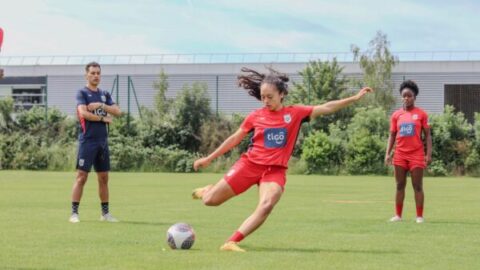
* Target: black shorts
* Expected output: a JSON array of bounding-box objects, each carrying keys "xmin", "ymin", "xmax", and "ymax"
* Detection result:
[{"xmin": 76, "ymin": 139, "xmax": 110, "ymax": 172}]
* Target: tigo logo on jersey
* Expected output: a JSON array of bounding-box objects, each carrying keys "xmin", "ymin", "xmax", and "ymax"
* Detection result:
[
  {"xmin": 399, "ymin": 123, "xmax": 415, "ymax": 137},
  {"xmin": 264, "ymin": 128, "xmax": 287, "ymax": 148},
  {"xmin": 93, "ymin": 108, "xmax": 107, "ymax": 116}
]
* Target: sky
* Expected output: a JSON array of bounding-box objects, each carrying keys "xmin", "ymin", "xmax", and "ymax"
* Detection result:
[{"xmin": 0, "ymin": 0, "xmax": 478, "ymax": 56}]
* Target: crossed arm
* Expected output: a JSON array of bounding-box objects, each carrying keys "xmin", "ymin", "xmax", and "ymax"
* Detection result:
[{"xmin": 77, "ymin": 103, "xmax": 121, "ymax": 123}]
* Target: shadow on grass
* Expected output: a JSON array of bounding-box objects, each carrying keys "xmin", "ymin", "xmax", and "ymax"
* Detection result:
[
  {"xmin": 428, "ymin": 221, "xmax": 480, "ymax": 226},
  {"xmin": 0, "ymin": 266, "xmax": 55, "ymax": 270},
  {"xmin": 167, "ymin": 248, "xmax": 201, "ymax": 252},
  {"xmin": 245, "ymin": 246, "xmax": 400, "ymax": 254},
  {"xmin": 118, "ymin": 220, "xmax": 172, "ymax": 226}
]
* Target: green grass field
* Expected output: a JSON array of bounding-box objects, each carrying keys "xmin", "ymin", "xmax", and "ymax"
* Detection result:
[{"xmin": 0, "ymin": 171, "xmax": 479, "ymax": 270}]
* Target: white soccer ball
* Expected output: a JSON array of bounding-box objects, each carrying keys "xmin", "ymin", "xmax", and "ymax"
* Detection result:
[{"xmin": 166, "ymin": 223, "xmax": 195, "ymax": 250}]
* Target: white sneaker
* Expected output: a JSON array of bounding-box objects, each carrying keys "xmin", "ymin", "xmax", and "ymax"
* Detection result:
[
  {"xmin": 100, "ymin": 213, "xmax": 119, "ymax": 222},
  {"xmin": 389, "ymin": 215, "xmax": 402, "ymax": 222},
  {"xmin": 69, "ymin": 213, "xmax": 80, "ymax": 223},
  {"xmin": 416, "ymin": 217, "xmax": 425, "ymax": 223}
]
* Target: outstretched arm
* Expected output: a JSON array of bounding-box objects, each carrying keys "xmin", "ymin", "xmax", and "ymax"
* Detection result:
[
  {"xmin": 193, "ymin": 128, "xmax": 248, "ymax": 171},
  {"xmin": 310, "ymin": 87, "xmax": 373, "ymax": 120}
]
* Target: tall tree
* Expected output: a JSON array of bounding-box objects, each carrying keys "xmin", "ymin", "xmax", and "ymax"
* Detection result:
[
  {"xmin": 289, "ymin": 59, "xmax": 352, "ymax": 132},
  {"xmin": 153, "ymin": 70, "xmax": 170, "ymax": 118},
  {"xmin": 351, "ymin": 31, "xmax": 398, "ymax": 112},
  {"xmin": 172, "ymin": 82, "xmax": 212, "ymax": 152},
  {"xmin": 0, "ymin": 97, "xmax": 15, "ymax": 132}
]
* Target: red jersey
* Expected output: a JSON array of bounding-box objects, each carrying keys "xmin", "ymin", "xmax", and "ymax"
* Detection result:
[
  {"xmin": 390, "ymin": 107, "xmax": 429, "ymax": 154},
  {"xmin": 240, "ymin": 105, "xmax": 314, "ymax": 168}
]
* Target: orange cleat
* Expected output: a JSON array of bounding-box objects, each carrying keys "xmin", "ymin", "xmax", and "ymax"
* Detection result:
[
  {"xmin": 191, "ymin": 184, "xmax": 212, "ymax": 200},
  {"xmin": 220, "ymin": 241, "xmax": 246, "ymax": 252}
]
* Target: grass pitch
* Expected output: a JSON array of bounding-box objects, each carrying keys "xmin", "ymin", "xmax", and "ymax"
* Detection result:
[{"xmin": 0, "ymin": 171, "xmax": 479, "ymax": 270}]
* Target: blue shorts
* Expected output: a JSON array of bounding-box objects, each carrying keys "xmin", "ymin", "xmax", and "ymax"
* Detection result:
[{"xmin": 76, "ymin": 139, "xmax": 110, "ymax": 172}]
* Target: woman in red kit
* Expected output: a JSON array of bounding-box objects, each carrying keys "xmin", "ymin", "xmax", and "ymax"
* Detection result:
[
  {"xmin": 385, "ymin": 80, "xmax": 432, "ymax": 223},
  {"xmin": 193, "ymin": 67, "xmax": 373, "ymax": 252}
]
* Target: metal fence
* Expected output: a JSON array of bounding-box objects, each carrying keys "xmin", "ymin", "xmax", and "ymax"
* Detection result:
[{"xmin": 1, "ymin": 51, "xmax": 480, "ymax": 66}]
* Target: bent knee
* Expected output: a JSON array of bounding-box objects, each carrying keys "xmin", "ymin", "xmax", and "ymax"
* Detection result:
[
  {"xmin": 202, "ymin": 196, "xmax": 223, "ymax": 206},
  {"xmin": 258, "ymin": 201, "xmax": 275, "ymax": 216}
]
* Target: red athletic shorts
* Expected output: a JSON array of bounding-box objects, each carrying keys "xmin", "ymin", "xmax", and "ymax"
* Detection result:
[
  {"xmin": 393, "ymin": 149, "xmax": 426, "ymax": 171},
  {"xmin": 224, "ymin": 155, "xmax": 287, "ymax": 195}
]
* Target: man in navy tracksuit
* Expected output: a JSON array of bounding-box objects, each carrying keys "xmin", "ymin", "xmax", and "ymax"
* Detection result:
[{"xmin": 69, "ymin": 62, "xmax": 121, "ymax": 223}]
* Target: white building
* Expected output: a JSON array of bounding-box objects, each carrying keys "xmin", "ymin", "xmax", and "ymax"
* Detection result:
[{"xmin": 1, "ymin": 52, "xmax": 479, "ymax": 122}]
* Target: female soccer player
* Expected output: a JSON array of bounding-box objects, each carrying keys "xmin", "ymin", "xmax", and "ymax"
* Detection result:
[
  {"xmin": 193, "ymin": 67, "xmax": 373, "ymax": 251},
  {"xmin": 385, "ymin": 80, "xmax": 432, "ymax": 223}
]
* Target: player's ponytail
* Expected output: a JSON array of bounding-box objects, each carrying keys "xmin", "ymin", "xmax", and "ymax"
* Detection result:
[{"xmin": 238, "ymin": 67, "xmax": 289, "ymax": 101}]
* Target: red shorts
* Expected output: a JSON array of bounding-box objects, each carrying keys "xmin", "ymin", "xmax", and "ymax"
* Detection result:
[
  {"xmin": 393, "ymin": 150, "xmax": 426, "ymax": 171},
  {"xmin": 224, "ymin": 155, "xmax": 287, "ymax": 195}
]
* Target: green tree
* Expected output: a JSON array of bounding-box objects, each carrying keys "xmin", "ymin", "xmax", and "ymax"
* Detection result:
[
  {"xmin": 199, "ymin": 115, "xmax": 235, "ymax": 155},
  {"xmin": 351, "ymin": 31, "xmax": 397, "ymax": 111},
  {"xmin": 345, "ymin": 106, "xmax": 389, "ymax": 174},
  {"xmin": 472, "ymin": 113, "xmax": 480, "ymax": 152},
  {"xmin": 139, "ymin": 76, "xmax": 213, "ymax": 153},
  {"xmin": 429, "ymin": 106, "xmax": 474, "ymax": 175},
  {"xmin": 301, "ymin": 130, "xmax": 344, "ymax": 174},
  {"xmin": 153, "ymin": 70, "xmax": 170, "ymax": 118},
  {"xmin": 289, "ymin": 59, "xmax": 353, "ymax": 132},
  {"xmin": 0, "ymin": 97, "xmax": 15, "ymax": 132},
  {"xmin": 171, "ymin": 82, "xmax": 213, "ymax": 152}
]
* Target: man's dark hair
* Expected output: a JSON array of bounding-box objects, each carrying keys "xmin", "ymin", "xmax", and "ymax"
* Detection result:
[{"xmin": 85, "ymin": 61, "xmax": 101, "ymax": 73}]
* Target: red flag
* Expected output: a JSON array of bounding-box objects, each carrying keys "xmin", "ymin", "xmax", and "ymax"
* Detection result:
[{"xmin": 0, "ymin": 27, "xmax": 4, "ymax": 52}]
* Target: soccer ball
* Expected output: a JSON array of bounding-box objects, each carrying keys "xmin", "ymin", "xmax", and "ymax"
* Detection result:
[{"xmin": 166, "ymin": 223, "xmax": 195, "ymax": 250}]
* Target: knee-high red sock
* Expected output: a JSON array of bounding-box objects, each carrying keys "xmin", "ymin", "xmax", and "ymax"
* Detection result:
[
  {"xmin": 416, "ymin": 206, "xmax": 424, "ymax": 217},
  {"xmin": 396, "ymin": 204, "xmax": 403, "ymax": 217},
  {"xmin": 228, "ymin": 231, "xmax": 245, "ymax": 243}
]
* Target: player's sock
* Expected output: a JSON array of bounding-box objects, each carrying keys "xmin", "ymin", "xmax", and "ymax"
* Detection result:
[
  {"xmin": 228, "ymin": 231, "xmax": 245, "ymax": 243},
  {"xmin": 101, "ymin": 202, "xmax": 109, "ymax": 215},
  {"xmin": 395, "ymin": 203, "xmax": 403, "ymax": 217},
  {"xmin": 416, "ymin": 206, "xmax": 423, "ymax": 217},
  {"xmin": 72, "ymin": 202, "xmax": 80, "ymax": 214}
]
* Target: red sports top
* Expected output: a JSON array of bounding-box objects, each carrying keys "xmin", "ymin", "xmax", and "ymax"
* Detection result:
[
  {"xmin": 240, "ymin": 105, "xmax": 314, "ymax": 167},
  {"xmin": 390, "ymin": 107, "xmax": 429, "ymax": 154}
]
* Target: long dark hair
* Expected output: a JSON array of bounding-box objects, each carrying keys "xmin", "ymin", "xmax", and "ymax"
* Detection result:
[{"xmin": 237, "ymin": 67, "xmax": 289, "ymax": 101}]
